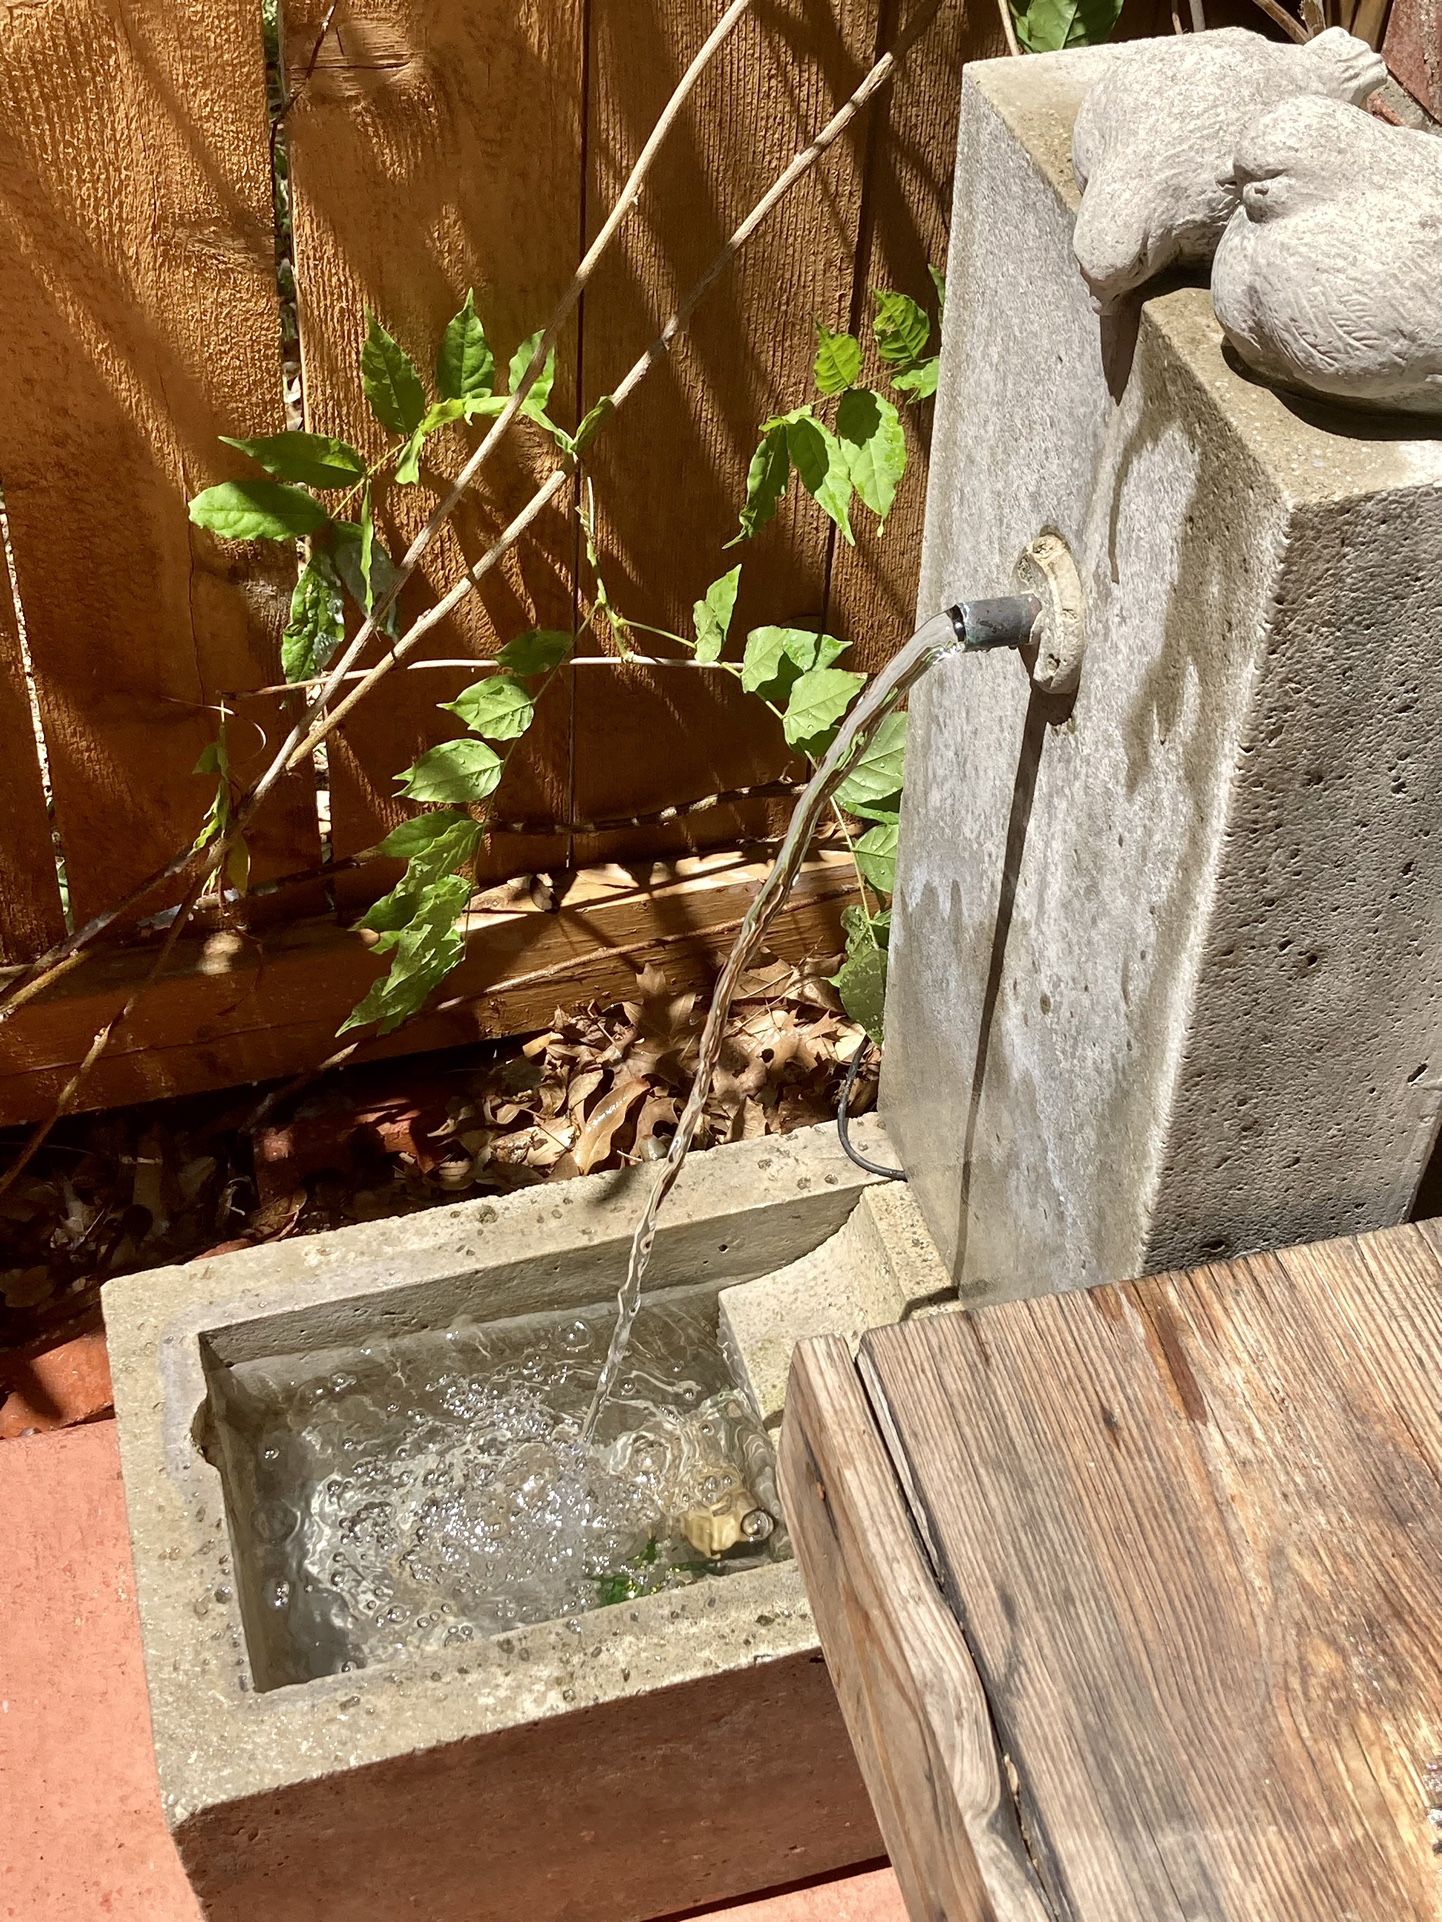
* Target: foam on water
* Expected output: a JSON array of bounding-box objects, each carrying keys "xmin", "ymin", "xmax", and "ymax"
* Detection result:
[{"xmin": 213, "ymin": 1289, "xmax": 786, "ymax": 1688}]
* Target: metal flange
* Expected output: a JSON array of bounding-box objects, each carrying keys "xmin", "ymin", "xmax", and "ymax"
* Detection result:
[{"xmin": 1013, "ymin": 530, "xmax": 1085, "ymax": 696}]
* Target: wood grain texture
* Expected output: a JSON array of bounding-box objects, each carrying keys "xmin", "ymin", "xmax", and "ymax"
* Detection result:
[
  {"xmin": 797, "ymin": 1224, "xmax": 1442, "ymax": 1922},
  {"xmin": 282, "ymin": 0, "xmax": 583, "ymax": 898},
  {"xmin": 0, "ymin": 846, "xmax": 855, "ymax": 1123},
  {"xmin": 0, "ymin": 0, "xmax": 319, "ymax": 922},
  {"xmin": 824, "ymin": 0, "xmax": 990, "ymax": 661},
  {"xmin": 779, "ymin": 1335, "xmax": 1059, "ymax": 1922},
  {"xmin": 571, "ymin": 0, "xmax": 881, "ymax": 868},
  {"xmin": 0, "ymin": 551, "xmax": 65, "ymax": 962}
]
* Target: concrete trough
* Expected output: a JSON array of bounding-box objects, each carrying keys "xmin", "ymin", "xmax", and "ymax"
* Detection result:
[{"xmin": 105, "ymin": 1118, "xmax": 950, "ymax": 1922}]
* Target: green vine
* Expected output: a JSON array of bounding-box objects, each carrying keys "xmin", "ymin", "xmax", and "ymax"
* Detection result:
[{"xmin": 188, "ymin": 269, "xmax": 942, "ymax": 1045}]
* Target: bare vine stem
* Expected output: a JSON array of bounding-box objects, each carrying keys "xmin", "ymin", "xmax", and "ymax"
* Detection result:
[
  {"xmin": 1248, "ymin": 0, "xmax": 1310, "ymax": 39},
  {"xmin": 229, "ymin": 655, "xmax": 753, "ymax": 699}
]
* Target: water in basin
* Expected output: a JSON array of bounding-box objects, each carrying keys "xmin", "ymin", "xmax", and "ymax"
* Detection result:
[{"xmin": 211, "ymin": 1287, "xmax": 786, "ymax": 1688}]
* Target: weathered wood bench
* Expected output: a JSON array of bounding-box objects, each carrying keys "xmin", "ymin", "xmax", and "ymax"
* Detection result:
[{"xmin": 780, "ymin": 1220, "xmax": 1442, "ymax": 1921}]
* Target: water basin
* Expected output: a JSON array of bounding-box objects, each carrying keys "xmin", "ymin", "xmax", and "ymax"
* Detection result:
[{"xmin": 207, "ymin": 1288, "xmax": 788, "ymax": 1689}]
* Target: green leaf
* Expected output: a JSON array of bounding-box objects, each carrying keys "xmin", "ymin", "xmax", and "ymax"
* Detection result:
[
  {"xmin": 740, "ymin": 626, "xmax": 846, "ymax": 702},
  {"xmin": 394, "ymin": 428, "xmax": 425, "ymax": 487},
  {"xmin": 508, "ymin": 332, "xmax": 556, "ymax": 414},
  {"xmin": 782, "ymin": 665, "xmax": 865, "ymax": 753},
  {"xmin": 854, "ymin": 817, "xmax": 900, "ymax": 893},
  {"xmin": 191, "ymin": 715, "xmax": 247, "ymax": 894},
  {"xmin": 331, "ymin": 520, "xmax": 401, "ymax": 635},
  {"xmin": 835, "ymin": 712, "xmax": 906, "ymax": 818},
  {"xmin": 731, "ymin": 421, "xmax": 790, "ymax": 544},
  {"xmin": 358, "ymin": 484, "xmax": 378, "ymax": 612},
  {"xmin": 692, "ymin": 565, "xmax": 741, "ymax": 664},
  {"xmin": 365, "ymin": 816, "xmax": 481, "ymax": 928},
  {"xmin": 394, "ymin": 399, "xmax": 471, "ymax": 486},
  {"xmin": 220, "ymin": 431, "xmax": 365, "ymax": 489},
  {"xmin": 892, "ymin": 358, "xmax": 939, "ymax": 403},
  {"xmin": 572, "ymin": 393, "xmax": 614, "ymax": 454},
  {"xmin": 1012, "ymin": 0, "xmax": 1123, "ymax": 49},
  {"xmin": 498, "ymin": 628, "xmax": 572, "ymax": 676},
  {"xmin": 785, "ymin": 414, "xmax": 854, "ymax": 545},
  {"xmin": 929, "ymin": 264, "xmax": 946, "ymax": 321},
  {"xmin": 832, "ymin": 944, "xmax": 888, "ymax": 1043},
  {"xmin": 188, "ymin": 480, "xmax": 326, "ymax": 541},
  {"xmin": 872, "ymin": 290, "xmax": 931, "ymax": 372},
  {"xmin": 444, "ymin": 675, "xmax": 535, "ymax": 741},
  {"xmin": 841, "ymin": 901, "xmax": 891, "ymax": 952},
  {"xmin": 192, "ymin": 725, "xmax": 231, "ymax": 848},
  {"xmin": 360, "ymin": 313, "xmax": 427, "ymax": 435},
  {"xmin": 396, "ymin": 737, "xmax": 503, "ymax": 804},
  {"xmin": 813, "ymin": 324, "xmax": 862, "ymax": 397},
  {"xmin": 836, "ymin": 388, "xmax": 907, "ymax": 527},
  {"xmin": 378, "ymin": 809, "xmax": 480, "ymax": 867},
  {"xmin": 436, "ymin": 291, "xmax": 495, "ymax": 402},
  {"xmin": 281, "ymin": 551, "xmax": 346, "ymax": 681},
  {"xmin": 340, "ymin": 872, "xmax": 471, "ymax": 1035}
]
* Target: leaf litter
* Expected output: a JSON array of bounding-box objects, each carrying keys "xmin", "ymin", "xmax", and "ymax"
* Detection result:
[{"xmin": 0, "ymin": 951, "xmax": 875, "ymax": 1364}]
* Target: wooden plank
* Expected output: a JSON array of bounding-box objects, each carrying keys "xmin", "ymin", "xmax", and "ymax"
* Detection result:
[
  {"xmin": 0, "ymin": 0, "xmax": 320, "ymax": 922},
  {"xmin": 0, "ymin": 549, "xmax": 65, "ymax": 962},
  {"xmin": 0, "ymin": 846, "xmax": 855, "ymax": 1123},
  {"xmin": 793, "ymin": 1225, "xmax": 1442, "ymax": 1921},
  {"xmin": 282, "ymin": 0, "xmax": 583, "ymax": 899},
  {"xmin": 570, "ymin": 0, "xmax": 882, "ymax": 870},
  {"xmin": 779, "ymin": 1335, "xmax": 1060, "ymax": 1922}
]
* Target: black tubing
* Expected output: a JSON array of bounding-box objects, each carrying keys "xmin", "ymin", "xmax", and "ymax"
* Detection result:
[{"xmin": 836, "ymin": 1035, "xmax": 906, "ymax": 1180}]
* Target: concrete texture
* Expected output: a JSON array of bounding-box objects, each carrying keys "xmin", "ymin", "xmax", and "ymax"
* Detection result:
[
  {"xmin": 1212, "ymin": 95, "xmax": 1442, "ymax": 417},
  {"xmin": 0, "ymin": 1417, "xmax": 904, "ymax": 1922},
  {"xmin": 721, "ymin": 1185, "xmax": 953, "ymax": 1428},
  {"xmin": 884, "ymin": 49, "xmax": 1442, "ymax": 1302},
  {"xmin": 103, "ymin": 1120, "xmax": 926, "ymax": 1922}
]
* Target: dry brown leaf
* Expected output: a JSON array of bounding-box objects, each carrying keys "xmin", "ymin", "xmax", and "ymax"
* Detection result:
[
  {"xmin": 574, "ymin": 1077, "xmax": 650, "ymax": 1174},
  {"xmin": 565, "ymin": 1067, "xmax": 607, "ymax": 1119},
  {"xmin": 633, "ymin": 1091, "xmax": 678, "ymax": 1150},
  {"xmin": 248, "ymin": 1189, "xmax": 307, "ymax": 1242}
]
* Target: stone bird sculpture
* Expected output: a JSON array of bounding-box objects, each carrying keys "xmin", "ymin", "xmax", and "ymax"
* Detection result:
[
  {"xmin": 1072, "ymin": 27, "xmax": 1385, "ymax": 310},
  {"xmin": 1211, "ymin": 95, "xmax": 1442, "ymax": 418}
]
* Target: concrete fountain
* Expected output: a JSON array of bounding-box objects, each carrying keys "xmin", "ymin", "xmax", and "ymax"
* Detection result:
[{"xmin": 106, "ymin": 31, "xmax": 1442, "ymax": 1922}]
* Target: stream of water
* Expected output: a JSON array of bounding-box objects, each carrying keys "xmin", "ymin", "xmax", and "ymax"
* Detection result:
[{"xmin": 579, "ymin": 605, "xmax": 971, "ymax": 1441}]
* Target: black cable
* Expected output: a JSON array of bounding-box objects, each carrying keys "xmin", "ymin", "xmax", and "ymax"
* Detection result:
[{"xmin": 836, "ymin": 1034, "xmax": 906, "ymax": 1180}]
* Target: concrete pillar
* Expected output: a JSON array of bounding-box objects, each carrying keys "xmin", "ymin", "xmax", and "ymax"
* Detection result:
[{"xmin": 883, "ymin": 47, "xmax": 1442, "ymax": 1300}]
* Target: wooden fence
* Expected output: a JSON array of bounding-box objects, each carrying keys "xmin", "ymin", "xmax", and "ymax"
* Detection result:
[{"xmin": 0, "ymin": 0, "xmax": 994, "ymax": 1123}]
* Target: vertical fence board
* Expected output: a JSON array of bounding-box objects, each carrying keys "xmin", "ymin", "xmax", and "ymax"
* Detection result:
[
  {"xmin": 282, "ymin": 0, "xmax": 584, "ymax": 902},
  {"xmin": 824, "ymin": 0, "xmax": 987, "ymax": 661},
  {"xmin": 571, "ymin": 0, "xmax": 884, "ymax": 871},
  {"xmin": 0, "ymin": 559, "xmax": 65, "ymax": 962},
  {"xmin": 0, "ymin": 0, "xmax": 320, "ymax": 926}
]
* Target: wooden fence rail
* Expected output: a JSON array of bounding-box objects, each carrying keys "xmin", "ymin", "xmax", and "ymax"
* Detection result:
[{"xmin": 0, "ymin": 0, "xmax": 986, "ymax": 1117}]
